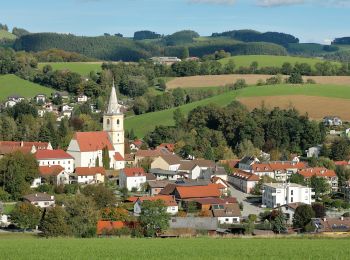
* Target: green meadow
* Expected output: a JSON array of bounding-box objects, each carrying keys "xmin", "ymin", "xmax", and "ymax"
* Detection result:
[
  {"xmin": 219, "ymin": 55, "xmax": 340, "ymax": 69},
  {"xmin": 38, "ymin": 62, "xmax": 103, "ymax": 76},
  {"xmin": 0, "ymin": 74, "xmax": 54, "ymax": 101},
  {"xmin": 0, "ymin": 236, "xmax": 349, "ymax": 260},
  {"xmin": 0, "ymin": 29, "xmax": 16, "ymax": 40},
  {"xmin": 125, "ymin": 84, "xmax": 350, "ymax": 137}
]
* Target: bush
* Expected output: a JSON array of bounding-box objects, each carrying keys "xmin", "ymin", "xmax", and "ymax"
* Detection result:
[
  {"xmin": 64, "ymin": 184, "xmax": 78, "ymax": 194},
  {"xmin": 256, "ymin": 79, "xmax": 265, "ymax": 86},
  {"xmin": 342, "ymin": 212, "xmax": 350, "ymax": 217},
  {"xmin": 306, "ymin": 78, "xmax": 316, "ymax": 84},
  {"xmin": 36, "ymin": 184, "xmax": 53, "ymax": 193},
  {"xmin": 341, "ymin": 201, "xmax": 350, "ymax": 209},
  {"xmin": 288, "ymin": 72, "xmax": 303, "ymax": 84},
  {"xmin": 232, "ymin": 79, "xmax": 247, "ymax": 90},
  {"xmin": 0, "ymin": 188, "xmax": 11, "ymax": 202}
]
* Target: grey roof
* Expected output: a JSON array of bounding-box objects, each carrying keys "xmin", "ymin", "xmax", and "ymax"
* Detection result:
[
  {"xmin": 240, "ymin": 156, "xmax": 256, "ymax": 164},
  {"xmin": 160, "ymin": 154, "xmax": 181, "ymax": 165},
  {"xmin": 175, "ymin": 179, "xmax": 211, "ymax": 186},
  {"xmin": 211, "ymin": 203, "xmax": 241, "ymax": 218},
  {"xmin": 169, "ymin": 217, "xmax": 218, "ymax": 230},
  {"xmin": 23, "ymin": 193, "xmax": 54, "ymax": 202},
  {"xmin": 147, "ymin": 180, "xmax": 171, "ymax": 188},
  {"xmin": 150, "ymin": 168, "xmax": 183, "ymax": 176},
  {"xmin": 178, "ymin": 160, "xmax": 197, "ymax": 171},
  {"xmin": 106, "ymin": 84, "xmax": 121, "ymax": 115}
]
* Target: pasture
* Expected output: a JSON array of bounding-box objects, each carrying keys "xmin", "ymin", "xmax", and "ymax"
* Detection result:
[
  {"xmin": 38, "ymin": 62, "xmax": 103, "ymax": 75},
  {"xmin": 0, "ymin": 30, "xmax": 16, "ymax": 40},
  {"xmin": 125, "ymin": 84, "xmax": 350, "ymax": 137},
  {"xmin": 219, "ymin": 55, "xmax": 340, "ymax": 68},
  {"xmin": 0, "ymin": 236, "xmax": 349, "ymax": 259},
  {"xmin": 0, "ymin": 74, "xmax": 54, "ymax": 101},
  {"xmin": 166, "ymin": 74, "xmax": 350, "ymax": 89}
]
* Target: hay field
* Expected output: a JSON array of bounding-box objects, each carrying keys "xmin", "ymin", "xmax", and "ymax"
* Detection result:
[
  {"xmin": 238, "ymin": 95, "xmax": 350, "ymax": 120},
  {"xmin": 167, "ymin": 74, "xmax": 350, "ymax": 89}
]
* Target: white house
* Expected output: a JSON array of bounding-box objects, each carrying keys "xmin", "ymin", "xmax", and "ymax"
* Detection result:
[
  {"xmin": 5, "ymin": 96, "xmax": 24, "ymax": 107},
  {"xmin": 149, "ymin": 168, "xmax": 184, "ymax": 181},
  {"xmin": 323, "ymin": 116, "xmax": 342, "ymax": 126},
  {"xmin": 23, "ymin": 193, "xmax": 55, "ymax": 208},
  {"xmin": 74, "ymin": 167, "xmax": 105, "ymax": 184},
  {"xmin": 119, "ymin": 168, "xmax": 147, "ymax": 191},
  {"xmin": 306, "ymin": 145, "xmax": 322, "ymax": 158},
  {"xmin": 228, "ymin": 170, "xmax": 260, "ymax": 194},
  {"xmin": 77, "ymin": 94, "xmax": 88, "ymax": 103},
  {"xmin": 67, "ymin": 86, "xmax": 125, "ymax": 170},
  {"xmin": 35, "ymin": 149, "xmax": 74, "ymax": 173},
  {"xmin": 239, "ymin": 156, "xmax": 260, "ymax": 171},
  {"xmin": 133, "ymin": 195, "xmax": 178, "ymax": 216},
  {"xmin": 276, "ymin": 202, "xmax": 304, "ymax": 224},
  {"xmin": 262, "ymin": 183, "xmax": 315, "ymax": 208},
  {"xmin": 178, "ymin": 161, "xmax": 201, "ymax": 179},
  {"xmin": 211, "ymin": 203, "xmax": 241, "ymax": 224},
  {"xmin": 31, "ymin": 165, "xmax": 69, "ymax": 188},
  {"xmin": 35, "ymin": 94, "xmax": 46, "ymax": 103}
]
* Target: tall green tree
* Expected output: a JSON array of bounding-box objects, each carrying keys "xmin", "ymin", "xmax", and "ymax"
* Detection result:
[
  {"xmin": 102, "ymin": 146, "xmax": 110, "ymax": 169},
  {"xmin": 139, "ymin": 200, "xmax": 170, "ymax": 237},
  {"xmin": 0, "ymin": 151, "xmax": 39, "ymax": 200},
  {"xmin": 310, "ymin": 176, "xmax": 330, "ymax": 198},
  {"xmin": 40, "ymin": 206, "xmax": 72, "ymax": 237},
  {"xmin": 11, "ymin": 202, "xmax": 41, "ymax": 230},
  {"xmin": 82, "ymin": 184, "xmax": 116, "ymax": 209},
  {"xmin": 293, "ymin": 204, "xmax": 315, "ymax": 232}
]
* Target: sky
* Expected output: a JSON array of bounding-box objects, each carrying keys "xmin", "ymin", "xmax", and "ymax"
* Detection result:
[{"xmin": 1, "ymin": 0, "xmax": 350, "ymax": 43}]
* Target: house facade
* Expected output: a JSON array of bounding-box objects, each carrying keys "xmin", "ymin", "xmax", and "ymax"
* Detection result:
[
  {"xmin": 74, "ymin": 167, "xmax": 105, "ymax": 184},
  {"xmin": 133, "ymin": 195, "xmax": 178, "ymax": 216},
  {"xmin": 23, "ymin": 193, "xmax": 55, "ymax": 208},
  {"xmin": 228, "ymin": 170, "xmax": 260, "ymax": 194},
  {"xmin": 35, "ymin": 149, "xmax": 74, "ymax": 173},
  {"xmin": 298, "ymin": 167, "xmax": 338, "ymax": 192},
  {"xmin": 119, "ymin": 168, "xmax": 147, "ymax": 191}
]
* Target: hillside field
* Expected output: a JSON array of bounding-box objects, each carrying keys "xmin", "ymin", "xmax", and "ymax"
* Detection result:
[
  {"xmin": 125, "ymin": 84, "xmax": 350, "ymax": 137},
  {"xmin": 0, "ymin": 30, "xmax": 16, "ymax": 40},
  {"xmin": 219, "ymin": 55, "xmax": 340, "ymax": 68},
  {"xmin": 166, "ymin": 74, "xmax": 350, "ymax": 89},
  {"xmin": 0, "ymin": 236, "xmax": 349, "ymax": 259},
  {"xmin": 0, "ymin": 74, "xmax": 54, "ymax": 101},
  {"xmin": 38, "ymin": 62, "xmax": 103, "ymax": 76}
]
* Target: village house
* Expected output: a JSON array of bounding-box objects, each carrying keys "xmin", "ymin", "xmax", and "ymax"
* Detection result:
[
  {"xmin": 211, "ymin": 203, "xmax": 241, "ymax": 224},
  {"xmin": 119, "ymin": 167, "xmax": 147, "ymax": 191},
  {"xmin": 239, "ymin": 156, "xmax": 260, "ymax": 171},
  {"xmin": 133, "ymin": 195, "xmax": 178, "ymax": 216},
  {"xmin": 124, "ymin": 153, "xmax": 135, "ymax": 167},
  {"xmin": 201, "ymin": 166, "xmax": 228, "ymax": 181},
  {"xmin": 4, "ymin": 95, "xmax": 25, "ymax": 108},
  {"xmin": 297, "ymin": 167, "xmax": 338, "ymax": 192},
  {"xmin": 149, "ymin": 168, "xmax": 184, "ymax": 181},
  {"xmin": 323, "ymin": 116, "xmax": 342, "ymax": 126},
  {"xmin": 211, "ymin": 176, "xmax": 229, "ymax": 196},
  {"xmin": 35, "ymin": 149, "xmax": 74, "ymax": 173},
  {"xmin": 134, "ymin": 148, "xmax": 171, "ymax": 164},
  {"xmin": 172, "ymin": 184, "xmax": 221, "ymax": 204},
  {"xmin": 96, "ymin": 220, "xmax": 126, "ymax": 236},
  {"xmin": 129, "ymin": 139, "xmax": 143, "ymax": 151},
  {"xmin": 74, "ymin": 167, "xmax": 105, "ymax": 184},
  {"xmin": 151, "ymin": 154, "xmax": 182, "ymax": 171},
  {"xmin": 263, "ymin": 161, "xmax": 307, "ymax": 181},
  {"xmin": 31, "ymin": 165, "xmax": 69, "ymax": 187},
  {"xmin": 0, "ymin": 141, "xmax": 52, "ymax": 159},
  {"xmin": 228, "ymin": 170, "xmax": 260, "ymax": 194},
  {"xmin": 275, "ymin": 202, "xmax": 304, "ymax": 224},
  {"xmin": 250, "ymin": 163, "xmax": 274, "ymax": 178},
  {"xmin": 312, "ymin": 217, "xmax": 350, "ymax": 233},
  {"xmin": 192, "ymin": 197, "xmax": 237, "ymax": 211},
  {"xmin": 35, "ymin": 94, "xmax": 46, "ymax": 104},
  {"xmin": 147, "ymin": 180, "xmax": 171, "ymax": 195},
  {"xmin": 23, "ymin": 193, "xmax": 55, "ymax": 208},
  {"xmin": 150, "ymin": 56, "xmax": 181, "ymax": 65},
  {"xmin": 177, "ymin": 160, "xmax": 201, "ymax": 179},
  {"xmin": 77, "ymin": 94, "xmax": 88, "ymax": 103},
  {"xmin": 306, "ymin": 145, "xmax": 322, "ymax": 158},
  {"xmin": 156, "ymin": 143, "xmax": 175, "ymax": 153},
  {"xmin": 262, "ymin": 183, "xmax": 314, "ymax": 208},
  {"xmin": 67, "ymin": 86, "xmax": 125, "ymax": 170}
]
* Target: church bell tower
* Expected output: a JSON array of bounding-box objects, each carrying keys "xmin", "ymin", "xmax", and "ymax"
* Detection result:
[{"xmin": 103, "ymin": 82, "xmax": 124, "ymax": 157}]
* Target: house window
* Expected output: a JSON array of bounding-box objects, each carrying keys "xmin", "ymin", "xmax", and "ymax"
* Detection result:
[
  {"xmin": 117, "ymin": 119, "xmax": 120, "ymax": 125},
  {"xmin": 291, "ymin": 197, "xmax": 293, "ymax": 203},
  {"xmin": 291, "ymin": 190, "xmax": 294, "ymax": 196},
  {"xmin": 225, "ymin": 218, "xmax": 229, "ymax": 222},
  {"xmin": 107, "ymin": 119, "xmax": 110, "ymax": 125}
]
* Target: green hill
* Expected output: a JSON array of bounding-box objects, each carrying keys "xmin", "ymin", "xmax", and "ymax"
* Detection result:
[
  {"xmin": 0, "ymin": 74, "xmax": 54, "ymax": 101},
  {"xmin": 0, "ymin": 30, "xmax": 16, "ymax": 40},
  {"xmin": 219, "ymin": 55, "xmax": 340, "ymax": 69},
  {"xmin": 125, "ymin": 84, "xmax": 350, "ymax": 137},
  {"xmin": 38, "ymin": 62, "xmax": 103, "ymax": 76}
]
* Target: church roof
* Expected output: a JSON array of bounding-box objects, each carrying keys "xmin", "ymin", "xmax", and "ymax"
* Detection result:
[
  {"xmin": 106, "ymin": 84, "xmax": 121, "ymax": 115},
  {"xmin": 73, "ymin": 132, "xmax": 114, "ymax": 152}
]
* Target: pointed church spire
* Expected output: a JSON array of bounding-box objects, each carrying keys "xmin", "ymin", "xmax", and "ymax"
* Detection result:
[{"xmin": 106, "ymin": 80, "xmax": 120, "ymax": 114}]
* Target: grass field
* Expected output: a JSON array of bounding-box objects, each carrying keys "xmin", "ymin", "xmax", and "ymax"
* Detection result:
[
  {"xmin": 0, "ymin": 30, "xmax": 16, "ymax": 40},
  {"xmin": 125, "ymin": 84, "xmax": 350, "ymax": 137},
  {"xmin": 219, "ymin": 55, "xmax": 340, "ymax": 68},
  {"xmin": 0, "ymin": 236, "xmax": 349, "ymax": 259},
  {"xmin": 38, "ymin": 62, "xmax": 103, "ymax": 75},
  {"xmin": 0, "ymin": 74, "xmax": 54, "ymax": 101}
]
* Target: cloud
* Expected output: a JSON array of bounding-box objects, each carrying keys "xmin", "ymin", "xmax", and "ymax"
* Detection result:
[
  {"xmin": 257, "ymin": 0, "xmax": 304, "ymax": 7},
  {"xmin": 188, "ymin": 0, "xmax": 237, "ymax": 5}
]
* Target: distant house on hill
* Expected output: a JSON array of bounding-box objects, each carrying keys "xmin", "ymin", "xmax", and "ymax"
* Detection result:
[
  {"xmin": 323, "ymin": 116, "xmax": 342, "ymax": 126},
  {"xmin": 23, "ymin": 193, "xmax": 55, "ymax": 208},
  {"xmin": 119, "ymin": 168, "xmax": 147, "ymax": 191}
]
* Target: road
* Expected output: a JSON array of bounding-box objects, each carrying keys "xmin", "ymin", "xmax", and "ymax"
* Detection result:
[{"xmin": 228, "ymin": 184, "xmax": 264, "ymax": 217}]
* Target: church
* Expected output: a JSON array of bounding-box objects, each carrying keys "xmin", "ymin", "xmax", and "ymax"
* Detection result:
[{"xmin": 67, "ymin": 85, "xmax": 125, "ymax": 170}]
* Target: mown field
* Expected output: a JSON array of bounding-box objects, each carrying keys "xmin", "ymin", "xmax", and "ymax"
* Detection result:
[
  {"xmin": 0, "ymin": 74, "xmax": 54, "ymax": 101},
  {"xmin": 38, "ymin": 62, "xmax": 103, "ymax": 75},
  {"xmin": 219, "ymin": 55, "xmax": 340, "ymax": 68},
  {"xmin": 125, "ymin": 84, "xmax": 350, "ymax": 137},
  {"xmin": 166, "ymin": 74, "xmax": 350, "ymax": 89},
  {"xmin": 0, "ymin": 236, "xmax": 349, "ymax": 260}
]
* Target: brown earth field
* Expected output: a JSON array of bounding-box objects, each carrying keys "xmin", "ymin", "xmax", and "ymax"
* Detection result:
[
  {"xmin": 167, "ymin": 75, "xmax": 350, "ymax": 89},
  {"xmin": 238, "ymin": 95, "xmax": 350, "ymax": 121}
]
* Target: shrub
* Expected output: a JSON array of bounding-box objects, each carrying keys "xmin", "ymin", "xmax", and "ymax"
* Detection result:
[
  {"xmin": 256, "ymin": 79, "xmax": 265, "ymax": 86},
  {"xmin": 306, "ymin": 78, "xmax": 316, "ymax": 84},
  {"xmin": 233, "ymin": 79, "xmax": 247, "ymax": 90}
]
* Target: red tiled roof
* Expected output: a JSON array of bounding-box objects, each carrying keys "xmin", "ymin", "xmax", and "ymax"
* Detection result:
[
  {"xmin": 0, "ymin": 141, "xmax": 49, "ymax": 150},
  {"xmin": 268, "ymin": 161, "xmax": 307, "ymax": 171},
  {"xmin": 35, "ymin": 149, "xmax": 73, "ymax": 160},
  {"xmin": 251, "ymin": 163, "xmax": 273, "ymax": 172},
  {"xmin": 39, "ymin": 165, "xmax": 64, "ymax": 176},
  {"xmin": 75, "ymin": 167, "xmax": 106, "ymax": 176},
  {"xmin": 193, "ymin": 197, "xmax": 238, "ymax": 205},
  {"xmin": 157, "ymin": 143, "xmax": 175, "ymax": 152},
  {"xmin": 132, "ymin": 139, "xmax": 143, "ymax": 147},
  {"xmin": 136, "ymin": 195, "xmax": 177, "ymax": 206},
  {"xmin": 298, "ymin": 167, "xmax": 336, "ymax": 178},
  {"xmin": 97, "ymin": 221, "xmax": 125, "ymax": 235},
  {"xmin": 175, "ymin": 184, "xmax": 220, "ymax": 199},
  {"xmin": 123, "ymin": 167, "xmax": 145, "ymax": 177},
  {"xmin": 73, "ymin": 132, "xmax": 114, "ymax": 152},
  {"xmin": 231, "ymin": 170, "xmax": 260, "ymax": 181},
  {"xmin": 114, "ymin": 152, "xmax": 124, "ymax": 161},
  {"xmin": 135, "ymin": 148, "xmax": 171, "ymax": 158},
  {"xmin": 334, "ymin": 161, "xmax": 350, "ymax": 166}
]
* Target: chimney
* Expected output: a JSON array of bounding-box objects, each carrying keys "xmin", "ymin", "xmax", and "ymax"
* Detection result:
[
  {"xmin": 35, "ymin": 194, "xmax": 38, "ymax": 197},
  {"xmin": 340, "ymin": 216, "xmax": 344, "ymax": 221},
  {"xmin": 323, "ymin": 217, "xmax": 327, "ymax": 222},
  {"xmin": 21, "ymin": 141, "xmax": 24, "ymax": 147},
  {"xmin": 51, "ymin": 196, "xmax": 54, "ymax": 200}
]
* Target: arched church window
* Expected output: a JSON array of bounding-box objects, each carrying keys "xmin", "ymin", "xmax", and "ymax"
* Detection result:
[{"xmin": 117, "ymin": 119, "xmax": 120, "ymax": 125}]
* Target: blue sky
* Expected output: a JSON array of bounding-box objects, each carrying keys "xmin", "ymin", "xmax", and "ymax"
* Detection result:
[{"xmin": 1, "ymin": 0, "xmax": 349, "ymax": 43}]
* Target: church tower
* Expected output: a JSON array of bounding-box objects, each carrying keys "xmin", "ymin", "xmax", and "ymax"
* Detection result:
[{"xmin": 103, "ymin": 83, "xmax": 124, "ymax": 157}]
